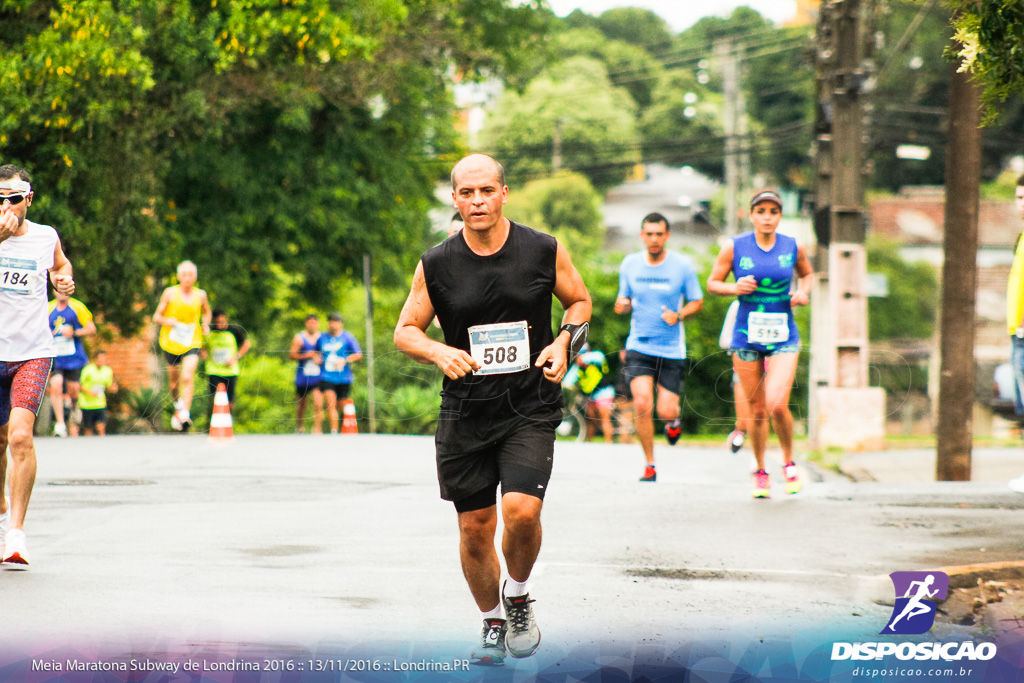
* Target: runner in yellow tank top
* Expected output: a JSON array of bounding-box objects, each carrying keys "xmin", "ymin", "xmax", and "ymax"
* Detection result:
[{"xmin": 152, "ymin": 260, "xmax": 211, "ymax": 431}]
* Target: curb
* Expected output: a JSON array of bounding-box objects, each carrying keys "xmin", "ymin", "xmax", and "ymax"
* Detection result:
[{"xmin": 858, "ymin": 561, "xmax": 1024, "ymax": 607}]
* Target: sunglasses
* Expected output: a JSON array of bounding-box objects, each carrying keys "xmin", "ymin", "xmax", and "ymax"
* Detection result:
[{"xmin": 0, "ymin": 193, "xmax": 29, "ymax": 206}]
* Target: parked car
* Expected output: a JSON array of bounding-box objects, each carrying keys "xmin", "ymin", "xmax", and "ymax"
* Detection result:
[{"xmin": 992, "ymin": 363, "xmax": 1023, "ymax": 422}]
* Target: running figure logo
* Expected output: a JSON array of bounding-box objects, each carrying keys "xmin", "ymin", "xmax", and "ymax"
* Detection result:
[{"xmin": 881, "ymin": 571, "xmax": 949, "ymax": 635}]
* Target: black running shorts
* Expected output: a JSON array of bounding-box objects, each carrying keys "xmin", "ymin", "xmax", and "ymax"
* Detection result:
[
  {"xmin": 207, "ymin": 375, "xmax": 238, "ymax": 403},
  {"xmin": 623, "ymin": 349, "xmax": 686, "ymax": 395},
  {"xmin": 438, "ymin": 422, "xmax": 556, "ymax": 512},
  {"xmin": 51, "ymin": 366, "xmax": 83, "ymax": 383}
]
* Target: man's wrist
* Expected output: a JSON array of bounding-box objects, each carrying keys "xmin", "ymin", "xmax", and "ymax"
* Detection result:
[{"xmin": 559, "ymin": 322, "xmax": 589, "ymax": 359}]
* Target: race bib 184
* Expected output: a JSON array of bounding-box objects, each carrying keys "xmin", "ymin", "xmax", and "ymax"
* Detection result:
[
  {"xmin": 468, "ymin": 320, "xmax": 531, "ymax": 376},
  {"xmin": 0, "ymin": 256, "xmax": 38, "ymax": 295},
  {"xmin": 747, "ymin": 312, "xmax": 790, "ymax": 345}
]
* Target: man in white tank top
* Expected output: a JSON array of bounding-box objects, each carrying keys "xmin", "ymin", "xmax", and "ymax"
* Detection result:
[{"xmin": 0, "ymin": 165, "xmax": 76, "ymax": 568}]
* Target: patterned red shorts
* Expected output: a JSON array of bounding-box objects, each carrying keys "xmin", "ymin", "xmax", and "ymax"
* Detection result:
[{"xmin": 0, "ymin": 358, "xmax": 53, "ymax": 425}]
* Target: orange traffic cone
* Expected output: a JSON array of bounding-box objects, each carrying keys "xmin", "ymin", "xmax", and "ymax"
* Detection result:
[
  {"xmin": 341, "ymin": 398, "xmax": 358, "ymax": 434},
  {"xmin": 208, "ymin": 383, "xmax": 235, "ymax": 443}
]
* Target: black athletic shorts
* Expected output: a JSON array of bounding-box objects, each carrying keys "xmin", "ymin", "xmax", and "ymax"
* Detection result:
[
  {"xmin": 623, "ymin": 350, "xmax": 686, "ymax": 395},
  {"xmin": 207, "ymin": 375, "xmax": 238, "ymax": 403},
  {"xmin": 438, "ymin": 422, "xmax": 556, "ymax": 513},
  {"xmin": 51, "ymin": 366, "xmax": 83, "ymax": 383},
  {"xmin": 295, "ymin": 382, "xmax": 319, "ymax": 399},
  {"xmin": 163, "ymin": 348, "xmax": 200, "ymax": 367},
  {"xmin": 318, "ymin": 381, "xmax": 351, "ymax": 399},
  {"xmin": 81, "ymin": 408, "xmax": 108, "ymax": 429}
]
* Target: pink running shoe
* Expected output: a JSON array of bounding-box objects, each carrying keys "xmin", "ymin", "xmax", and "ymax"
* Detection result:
[{"xmin": 752, "ymin": 469, "xmax": 770, "ymax": 499}]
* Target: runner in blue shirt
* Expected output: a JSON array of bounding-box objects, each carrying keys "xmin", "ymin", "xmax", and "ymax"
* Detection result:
[
  {"xmin": 615, "ymin": 212, "xmax": 704, "ymax": 482},
  {"xmin": 289, "ymin": 314, "xmax": 324, "ymax": 433},
  {"xmin": 708, "ymin": 189, "xmax": 813, "ymax": 499},
  {"xmin": 316, "ymin": 312, "xmax": 362, "ymax": 434},
  {"xmin": 47, "ymin": 293, "xmax": 96, "ymax": 437}
]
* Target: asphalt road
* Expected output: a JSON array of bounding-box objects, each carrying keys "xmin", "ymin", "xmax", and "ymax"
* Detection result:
[{"xmin": 2, "ymin": 433, "xmax": 1022, "ymax": 671}]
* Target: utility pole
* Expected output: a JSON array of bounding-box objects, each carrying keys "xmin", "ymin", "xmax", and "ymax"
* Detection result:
[
  {"xmin": 935, "ymin": 20, "xmax": 981, "ymax": 481},
  {"xmin": 363, "ymin": 253, "xmax": 376, "ymax": 434},
  {"xmin": 718, "ymin": 38, "xmax": 741, "ymax": 237},
  {"xmin": 809, "ymin": 0, "xmax": 885, "ymax": 450}
]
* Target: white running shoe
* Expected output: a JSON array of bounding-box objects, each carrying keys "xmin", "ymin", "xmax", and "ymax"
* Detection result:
[
  {"xmin": 1009, "ymin": 474, "xmax": 1024, "ymax": 493},
  {"xmin": 3, "ymin": 529, "xmax": 29, "ymax": 568},
  {"xmin": 53, "ymin": 422, "xmax": 68, "ymax": 437},
  {"xmin": 170, "ymin": 413, "xmax": 183, "ymax": 432}
]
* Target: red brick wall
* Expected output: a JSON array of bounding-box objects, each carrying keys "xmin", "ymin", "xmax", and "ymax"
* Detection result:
[
  {"xmin": 870, "ymin": 195, "xmax": 1021, "ymax": 246},
  {"xmin": 93, "ymin": 320, "xmax": 158, "ymax": 391}
]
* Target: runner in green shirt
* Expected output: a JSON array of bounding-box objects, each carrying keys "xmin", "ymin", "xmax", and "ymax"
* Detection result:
[
  {"xmin": 203, "ymin": 309, "xmax": 250, "ymax": 415},
  {"xmin": 79, "ymin": 350, "xmax": 118, "ymax": 436}
]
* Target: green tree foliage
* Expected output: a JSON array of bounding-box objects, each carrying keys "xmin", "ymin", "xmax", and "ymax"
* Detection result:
[
  {"xmin": 482, "ymin": 57, "xmax": 640, "ymax": 191},
  {"xmin": 0, "ymin": 0, "xmax": 548, "ymax": 334},
  {"xmin": 948, "ymin": 0, "xmax": 1024, "ymax": 125},
  {"xmin": 866, "ymin": 240, "xmax": 938, "ymax": 340},
  {"xmin": 870, "ymin": 1, "xmax": 1023, "ymax": 189},
  {"xmin": 594, "ymin": 7, "xmax": 674, "ymax": 54},
  {"xmin": 543, "ymin": 27, "xmax": 665, "ymax": 109},
  {"xmin": 673, "ymin": 8, "xmax": 815, "ymax": 188},
  {"xmin": 639, "ymin": 71, "xmax": 724, "ymax": 178},
  {"xmin": 505, "ymin": 171, "xmax": 604, "ymax": 254},
  {"xmin": 742, "ymin": 25, "xmax": 815, "ymax": 188},
  {"xmin": 870, "ymin": 1, "xmax": 955, "ymax": 188}
]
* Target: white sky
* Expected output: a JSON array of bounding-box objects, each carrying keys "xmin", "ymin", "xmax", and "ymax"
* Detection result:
[{"xmin": 544, "ymin": 0, "xmax": 799, "ymax": 32}]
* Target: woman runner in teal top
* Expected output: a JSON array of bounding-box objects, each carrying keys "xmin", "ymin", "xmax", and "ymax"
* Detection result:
[{"xmin": 707, "ymin": 190, "xmax": 813, "ymax": 499}]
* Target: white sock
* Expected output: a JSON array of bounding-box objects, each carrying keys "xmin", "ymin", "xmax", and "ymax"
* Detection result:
[
  {"xmin": 174, "ymin": 400, "xmax": 184, "ymax": 412},
  {"xmin": 182, "ymin": 410, "xmax": 191, "ymax": 421},
  {"xmin": 481, "ymin": 603, "xmax": 503, "ymax": 621},
  {"xmin": 504, "ymin": 577, "xmax": 529, "ymax": 598}
]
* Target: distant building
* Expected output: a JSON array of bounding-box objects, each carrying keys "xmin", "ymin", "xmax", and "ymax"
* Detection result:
[
  {"xmin": 869, "ymin": 187, "xmax": 1021, "ymax": 436},
  {"xmin": 869, "ymin": 186, "xmax": 1020, "ymax": 362}
]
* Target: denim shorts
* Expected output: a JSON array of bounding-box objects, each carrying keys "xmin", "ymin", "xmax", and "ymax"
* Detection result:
[{"xmin": 732, "ymin": 345, "xmax": 800, "ymax": 363}]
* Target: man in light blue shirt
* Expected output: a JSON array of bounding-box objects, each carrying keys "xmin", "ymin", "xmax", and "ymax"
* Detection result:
[{"xmin": 615, "ymin": 212, "xmax": 703, "ymax": 482}]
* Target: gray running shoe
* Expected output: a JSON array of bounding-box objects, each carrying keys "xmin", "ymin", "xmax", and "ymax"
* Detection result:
[
  {"xmin": 503, "ymin": 585, "xmax": 541, "ymax": 658},
  {"xmin": 469, "ymin": 618, "xmax": 507, "ymax": 666}
]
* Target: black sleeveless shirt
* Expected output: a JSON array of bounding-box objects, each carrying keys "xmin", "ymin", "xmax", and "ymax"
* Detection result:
[{"xmin": 422, "ymin": 221, "xmax": 563, "ymax": 453}]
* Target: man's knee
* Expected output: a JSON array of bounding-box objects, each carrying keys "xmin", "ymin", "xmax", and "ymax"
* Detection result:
[
  {"xmin": 7, "ymin": 424, "xmax": 33, "ymax": 454},
  {"xmin": 633, "ymin": 393, "xmax": 654, "ymax": 416},
  {"xmin": 656, "ymin": 399, "xmax": 679, "ymax": 421},
  {"xmin": 502, "ymin": 496, "xmax": 542, "ymax": 534},
  {"xmin": 459, "ymin": 508, "xmax": 497, "ymax": 549},
  {"xmin": 49, "ymin": 375, "xmax": 64, "ymax": 392}
]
